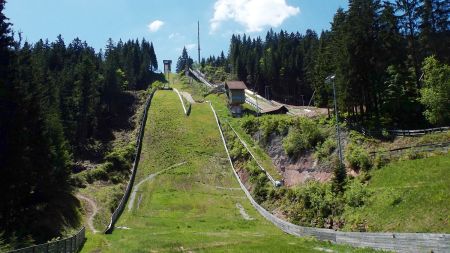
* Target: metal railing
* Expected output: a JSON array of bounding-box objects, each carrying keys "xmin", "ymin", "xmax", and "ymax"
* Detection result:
[
  {"xmin": 7, "ymin": 227, "xmax": 85, "ymax": 253},
  {"xmin": 104, "ymin": 91, "xmax": 155, "ymax": 234}
]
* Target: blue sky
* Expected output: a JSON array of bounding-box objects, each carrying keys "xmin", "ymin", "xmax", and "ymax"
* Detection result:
[{"xmin": 5, "ymin": 0, "xmax": 348, "ymax": 70}]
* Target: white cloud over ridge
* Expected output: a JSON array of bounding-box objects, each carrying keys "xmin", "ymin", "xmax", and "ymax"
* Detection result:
[
  {"xmin": 210, "ymin": 0, "xmax": 300, "ymax": 33},
  {"xmin": 148, "ymin": 20, "xmax": 164, "ymax": 32}
]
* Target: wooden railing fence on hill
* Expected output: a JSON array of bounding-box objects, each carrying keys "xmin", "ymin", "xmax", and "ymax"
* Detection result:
[
  {"xmin": 104, "ymin": 91, "xmax": 155, "ymax": 234},
  {"xmin": 346, "ymin": 121, "xmax": 449, "ymax": 137},
  {"xmin": 7, "ymin": 227, "xmax": 85, "ymax": 253},
  {"xmin": 369, "ymin": 141, "xmax": 450, "ymax": 158}
]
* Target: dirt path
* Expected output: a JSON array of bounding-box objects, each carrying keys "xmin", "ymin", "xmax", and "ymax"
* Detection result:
[
  {"xmin": 236, "ymin": 203, "xmax": 254, "ymax": 220},
  {"xmin": 77, "ymin": 194, "xmax": 99, "ymax": 233},
  {"xmin": 128, "ymin": 161, "xmax": 187, "ymax": 211}
]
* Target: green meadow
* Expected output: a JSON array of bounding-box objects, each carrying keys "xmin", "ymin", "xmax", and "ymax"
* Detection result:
[{"xmin": 81, "ymin": 90, "xmax": 374, "ymax": 252}]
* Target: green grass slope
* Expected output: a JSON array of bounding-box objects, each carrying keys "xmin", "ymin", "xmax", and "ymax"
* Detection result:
[
  {"xmin": 81, "ymin": 90, "xmax": 372, "ymax": 252},
  {"xmin": 344, "ymin": 154, "xmax": 450, "ymax": 233}
]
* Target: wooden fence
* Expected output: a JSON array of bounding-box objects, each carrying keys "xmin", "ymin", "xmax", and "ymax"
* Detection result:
[
  {"xmin": 7, "ymin": 227, "xmax": 85, "ymax": 253},
  {"xmin": 369, "ymin": 141, "xmax": 450, "ymax": 158},
  {"xmin": 104, "ymin": 91, "xmax": 155, "ymax": 234},
  {"xmin": 346, "ymin": 121, "xmax": 449, "ymax": 137}
]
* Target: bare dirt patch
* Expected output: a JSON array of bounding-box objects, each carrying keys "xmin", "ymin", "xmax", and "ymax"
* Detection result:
[{"xmin": 264, "ymin": 134, "xmax": 333, "ymax": 187}]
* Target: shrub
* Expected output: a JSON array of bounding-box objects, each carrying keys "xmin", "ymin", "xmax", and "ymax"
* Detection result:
[
  {"xmin": 344, "ymin": 214, "xmax": 369, "ymax": 232},
  {"xmin": 372, "ymin": 151, "xmax": 389, "ymax": 169},
  {"xmin": 105, "ymin": 144, "xmax": 135, "ymax": 172},
  {"xmin": 246, "ymin": 160, "xmax": 264, "ymax": 182},
  {"xmin": 283, "ymin": 118, "xmax": 324, "ymax": 156},
  {"xmin": 150, "ymin": 80, "xmax": 164, "ymax": 90},
  {"xmin": 229, "ymin": 139, "xmax": 249, "ymax": 161},
  {"xmin": 253, "ymin": 173, "xmax": 269, "ymax": 203},
  {"xmin": 315, "ymin": 138, "xmax": 336, "ymax": 161},
  {"xmin": 286, "ymin": 182, "xmax": 339, "ymax": 226},
  {"xmin": 241, "ymin": 116, "xmax": 258, "ymax": 135},
  {"xmin": 86, "ymin": 166, "xmax": 108, "ymax": 183},
  {"xmin": 344, "ymin": 180, "xmax": 371, "ymax": 208},
  {"xmin": 345, "ymin": 143, "xmax": 372, "ymax": 171}
]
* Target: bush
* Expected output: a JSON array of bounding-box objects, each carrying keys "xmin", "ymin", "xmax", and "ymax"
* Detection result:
[
  {"xmin": 345, "ymin": 143, "xmax": 372, "ymax": 171},
  {"xmin": 241, "ymin": 116, "xmax": 258, "ymax": 135},
  {"xmin": 372, "ymin": 151, "xmax": 389, "ymax": 169},
  {"xmin": 285, "ymin": 181, "xmax": 342, "ymax": 228},
  {"xmin": 246, "ymin": 160, "xmax": 264, "ymax": 182},
  {"xmin": 253, "ymin": 173, "xmax": 269, "ymax": 203},
  {"xmin": 344, "ymin": 180, "xmax": 371, "ymax": 208},
  {"xmin": 241, "ymin": 115, "xmax": 294, "ymax": 144},
  {"xmin": 150, "ymin": 80, "xmax": 164, "ymax": 90},
  {"xmin": 85, "ymin": 166, "xmax": 109, "ymax": 183},
  {"xmin": 229, "ymin": 139, "xmax": 249, "ymax": 161},
  {"xmin": 344, "ymin": 214, "xmax": 369, "ymax": 232},
  {"xmin": 105, "ymin": 144, "xmax": 135, "ymax": 172},
  {"xmin": 315, "ymin": 138, "xmax": 336, "ymax": 161},
  {"xmin": 283, "ymin": 118, "xmax": 324, "ymax": 156}
]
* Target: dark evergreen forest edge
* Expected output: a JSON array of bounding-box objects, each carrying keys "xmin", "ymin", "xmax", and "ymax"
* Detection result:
[
  {"xmin": 198, "ymin": 0, "xmax": 449, "ymax": 128},
  {"xmin": 0, "ymin": 0, "xmax": 164, "ymax": 249}
]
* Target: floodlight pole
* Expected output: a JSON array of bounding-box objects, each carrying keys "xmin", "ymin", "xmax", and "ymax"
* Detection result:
[
  {"xmin": 254, "ymin": 88, "xmax": 259, "ymax": 116},
  {"xmin": 326, "ymin": 75, "xmax": 343, "ymax": 168}
]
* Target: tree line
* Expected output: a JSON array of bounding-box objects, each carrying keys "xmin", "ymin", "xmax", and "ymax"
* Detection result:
[
  {"xmin": 210, "ymin": 0, "xmax": 449, "ymax": 128},
  {"xmin": 0, "ymin": 0, "xmax": 160, "ymax": 246}
]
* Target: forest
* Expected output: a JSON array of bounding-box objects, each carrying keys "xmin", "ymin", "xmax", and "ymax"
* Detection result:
[
  {"xmin": 0, "ymin": 0, "xmax": 161, "ymax": 246},
  {"xmin": 200, "ymin": 0, "xmax": 449, "ymax": 128}
]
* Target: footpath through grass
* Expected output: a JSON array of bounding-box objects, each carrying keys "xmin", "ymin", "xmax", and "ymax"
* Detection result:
[
  {"xmin": 81, "ymin": 90, "xmax": 373, "ymax": 252},
  {"xmin": 343, "ymin": 153, "xmax": 450, "ymax": 233}
]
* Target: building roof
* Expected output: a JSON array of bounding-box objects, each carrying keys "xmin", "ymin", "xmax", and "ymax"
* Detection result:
[
  {"xmin": 260, "ymin": 105, "xmax": 289, "ymax": 114},
  {"xmin": 225, "ymin": 81, "xmax": 247, "ymax": 90}
]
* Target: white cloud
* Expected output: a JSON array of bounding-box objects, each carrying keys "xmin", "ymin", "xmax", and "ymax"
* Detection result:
[
  {"xmin": 148, "ymin": 20, "xmax": 164, "ymax": 32},
  {"xmin": 185, "ymin": 43, "xmax": 197, "ymax": 50},
  {"xmin": 210, "ymin": 0, "xmax": 300, "ymax": 33}
]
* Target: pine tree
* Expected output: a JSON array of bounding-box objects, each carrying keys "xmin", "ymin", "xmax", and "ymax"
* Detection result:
[{"xmin": 176, "ymin": 47, "xmax": 193, "ymax": 73}]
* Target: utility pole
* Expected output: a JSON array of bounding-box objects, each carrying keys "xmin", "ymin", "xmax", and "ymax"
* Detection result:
[
  {"xmin": 265, "ymin": 85, "xmax": 270, "ymax": 100},
  {"xmin": 197, "ymin": 21, "xmax": 201, "ymax": 65}
]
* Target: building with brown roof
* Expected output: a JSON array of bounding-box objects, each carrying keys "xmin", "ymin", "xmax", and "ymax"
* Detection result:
[{"xmin": 225, "ymin": 81, "xmax": 247, "ymax": 116}]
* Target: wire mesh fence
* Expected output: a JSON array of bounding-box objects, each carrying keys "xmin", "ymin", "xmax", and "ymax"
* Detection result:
[
  {"xmin": 104, "ymin": 91, "xmax": 155, "ymax": 234},
  {"xmin": 7, "ymin": 227, "xmax": 85, "ymax": 253}
]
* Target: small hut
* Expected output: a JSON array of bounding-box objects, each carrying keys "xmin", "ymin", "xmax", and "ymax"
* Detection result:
[{"xmin": 225, "ymin": 81, "xmax": 247, "ymax": 116}]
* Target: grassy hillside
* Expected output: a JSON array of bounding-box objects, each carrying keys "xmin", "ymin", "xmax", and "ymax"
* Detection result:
[
  {"xmin": 343, "ymin": 153, "xmax": 450, "ymax": 233},
  {"xmin": 80, "ymin": 90, "xmax": 372, "ymax": 252}
]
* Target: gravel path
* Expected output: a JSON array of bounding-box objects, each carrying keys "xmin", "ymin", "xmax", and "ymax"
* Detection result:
[{"xmin": 77, "ymin": 194, "xmax": 99, "ymax": 233}]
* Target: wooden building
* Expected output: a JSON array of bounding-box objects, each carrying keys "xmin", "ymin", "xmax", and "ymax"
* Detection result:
[{"xmin": 225, "ymin": 81, "xmax": 247, "ymax": 116}]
